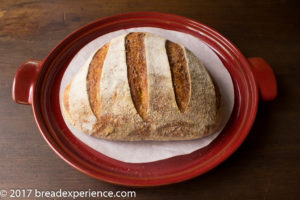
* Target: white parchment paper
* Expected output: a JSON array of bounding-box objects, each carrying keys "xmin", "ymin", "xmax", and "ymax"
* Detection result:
[{"xmin": 59, "ymin": 27, "xmax": 234, "ymax": 163}]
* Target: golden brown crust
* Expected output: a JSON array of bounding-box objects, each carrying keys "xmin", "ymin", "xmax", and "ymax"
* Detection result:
[
  {"xmin": 63, "ymin": 33, "xmax": 222, "ymax": 141},
  {"xmin": 63, "ymin": 82, "xmax": 71, "ymax": 115},
  {"xmin": 62, "ymin": 80, "xmax": 75, "ymax": 126},
  {"xmin": 211, "ymin": 76, "xmax": 221, "ymax": 111},
  {"xmin": 165, "ymin": 40, "xmax": 191, "ymax": 113},
  {"xmin": 87, "ymin": 43, "xmax": 110, "ymax": 119},
  {"xmin": 125, "ymin": 33, "xmax": 149, "ymax": 120}
]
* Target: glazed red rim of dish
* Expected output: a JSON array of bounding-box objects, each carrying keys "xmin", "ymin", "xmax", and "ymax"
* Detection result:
[{"xmin": 13, "ymin": 12, "xmax": 277, "ymax": 186}]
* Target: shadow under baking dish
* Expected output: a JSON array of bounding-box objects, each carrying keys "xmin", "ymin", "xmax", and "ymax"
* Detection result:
[
  {"xmin": 33, "ymin": 12, "xmax": 257, "ymax": 186},
  {"xmin": 58, "ymin": 27, "xmax": 234, "ymax": 164}
]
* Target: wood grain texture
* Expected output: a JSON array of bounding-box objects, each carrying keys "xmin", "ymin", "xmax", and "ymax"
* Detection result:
[{"xmin": 0, "ymin": 0, "xmax": 300, "ymax": 199}]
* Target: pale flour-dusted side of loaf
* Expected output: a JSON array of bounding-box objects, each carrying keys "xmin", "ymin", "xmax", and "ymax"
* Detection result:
[{"xmin": 63, "ymin": 32, "xmax": 221, "ymax": 141}]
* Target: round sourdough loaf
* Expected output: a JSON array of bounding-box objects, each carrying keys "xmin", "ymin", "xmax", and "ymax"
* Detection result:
[{"xmin": 62, "ymin": 32, "xmax": 221, "ymax": 141}]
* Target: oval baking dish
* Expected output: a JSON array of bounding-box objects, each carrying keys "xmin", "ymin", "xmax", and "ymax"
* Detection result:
[{"xmin": 12, "ymin": 12, "xmax": 277, "ymax": 186}]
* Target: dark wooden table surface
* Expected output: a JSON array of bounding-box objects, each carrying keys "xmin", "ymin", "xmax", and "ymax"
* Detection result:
[{"xmin": 1, "ymin": 0, "xmax": 299, "ymax": 199}]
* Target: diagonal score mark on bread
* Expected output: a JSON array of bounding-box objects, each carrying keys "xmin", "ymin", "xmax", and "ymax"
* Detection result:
[
  {"xmin": 125, "ymin": 33, "xmax": 149, "ymax": 120},
  {"xmin": 165, "ymin": 40, "xmax": 191, "ymax": 113},
  {"xmin": 62, "ymin": 32, "xmax": 220, "ymax": 141},
  {"xmin": 87, "ymin": 43, "xmax": 110, "ymax": 120}
]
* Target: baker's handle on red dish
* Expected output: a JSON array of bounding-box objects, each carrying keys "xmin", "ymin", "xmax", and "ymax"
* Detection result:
[
  {"xmin": 248, "ymin": 57, "xmax": 277, "ymax": 101},
  {"xmin": 12, "ymin": 60, "xmax": 42, "ymax": 105}
]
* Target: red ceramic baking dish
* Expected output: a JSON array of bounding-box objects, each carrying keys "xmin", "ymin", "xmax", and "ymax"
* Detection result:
[{"xmin": 12, "ymin": 12, "xmax": 277, "ymax": 186}]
